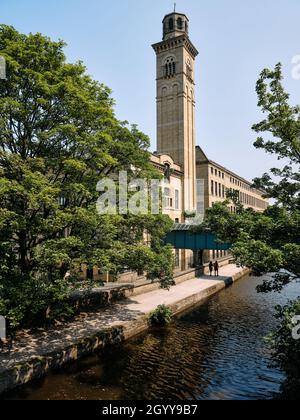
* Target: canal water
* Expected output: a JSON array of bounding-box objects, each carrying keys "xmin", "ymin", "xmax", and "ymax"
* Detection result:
[{"xmin": 4, "ymin": 275, "xmax": 300, "ymax": 400}]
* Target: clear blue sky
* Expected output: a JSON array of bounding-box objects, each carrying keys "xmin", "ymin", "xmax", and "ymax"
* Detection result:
[{"xmin": 1, "ymin": 0, "xmax": 300, "ymax": 181}]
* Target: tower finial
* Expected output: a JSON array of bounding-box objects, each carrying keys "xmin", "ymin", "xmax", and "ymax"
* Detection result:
[{"xmin": 174, "ymin": 2, "xmax": 176, "ymax": 13}]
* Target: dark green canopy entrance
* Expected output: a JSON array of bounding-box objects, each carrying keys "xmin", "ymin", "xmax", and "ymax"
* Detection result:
[{"xmin": 164, "ymin": 224, "xmax": 231, "ymax": 251}]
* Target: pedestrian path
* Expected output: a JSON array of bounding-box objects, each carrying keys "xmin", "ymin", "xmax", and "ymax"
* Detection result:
[{"xmin": 0, "ymin": 264, "xmax": 249, "ymax": 394}]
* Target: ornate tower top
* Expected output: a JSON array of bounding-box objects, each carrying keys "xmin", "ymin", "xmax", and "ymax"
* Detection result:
[
  {"xmin": 162, "ymin": 12, "xmax": 189, "ymax": 40},
  {"xmin": 152, "ymin": 11, "xmax": 198, "ymax": 212}
]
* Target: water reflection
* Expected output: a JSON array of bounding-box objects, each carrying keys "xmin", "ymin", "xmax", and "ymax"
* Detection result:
[{"xmin": 4, "ymin": 276, "xmax": 300, "ymax": 400}]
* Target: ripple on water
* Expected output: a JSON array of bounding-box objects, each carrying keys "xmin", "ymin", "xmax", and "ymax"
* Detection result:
[{"xmin": 3, "ymin": 276, "xmax": 299, "ymax": 400}]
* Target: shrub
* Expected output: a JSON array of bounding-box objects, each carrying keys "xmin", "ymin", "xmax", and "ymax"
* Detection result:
[
  {"xmin": 266, "ymin": 299, "xmax": 300, "ymax": 398},
  {"xmin": 149, "ymin": 304, "xmax": 172, "ymax": 326}
]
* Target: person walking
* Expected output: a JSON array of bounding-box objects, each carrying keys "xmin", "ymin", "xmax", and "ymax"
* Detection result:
[
  {"xmin": 209, "ymin": 261, "xmax": 213, "ymax": 276},
  {"xmin": 214, "ymin": 261, "xmax": 219, "ymax": 277}
]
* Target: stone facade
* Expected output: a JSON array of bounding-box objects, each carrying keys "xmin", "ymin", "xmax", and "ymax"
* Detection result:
[
  {"xmin": 152, "ymin": 13, "xmax": 198, "ymax": 213},
  {"xmin": 150, "ymin": 11, "xmax": 269, "ymax": 268},
  {"xmin": 150, "ymin": 153, "xmax": 183, "ymax": 223},
  {"xmin": 149, "ymin": 153, "xmax": 194, "ymax": 271},
  {"xmin": 196, "ymin": 146, "xmax": 269, "ymax": 213},
  {"xmin": 80, "ymin": 10, "xmax": 268, "ymax": 281}
]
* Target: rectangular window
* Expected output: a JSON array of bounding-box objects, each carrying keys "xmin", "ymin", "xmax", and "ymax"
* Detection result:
[
  {"xmin": 211, "ymin": 180, "xmax": 214, "ymax": 195},
  {"xmin": 215, "ymin": 169, "xmax": 218, "ymax": 176},
  {"xmin": 211, "ymin": 167, "xmax": 214, "ymax": 175},
  {"xmin": 175, "ymin": 189, "xmax": 180, "ymax": 210},
  {"xmin": 219, "ymin": 183, "xmax": 221, "ymax": 197},
  {"xmin": 163, "ymin": 187, "xmax": 170, "ymax": 208},
  {"xmin": 215, "ymin": 182, "xmax": 218, "ymax": 196}
]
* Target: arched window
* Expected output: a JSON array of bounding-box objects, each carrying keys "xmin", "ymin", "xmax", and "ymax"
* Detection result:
[
  {"xmin": 165, "ymin": 64, "xmax": 168, "ymax": 77},
  {"xmin": 164, "ymin": 57, "xmax": 176, "ymax": 78},
  {"xmin": 177, "ymin": 17, "xmax": 183, "ymax": 29},
  {"xmin": 172, "ymin": 62, "xmax": 176, "ymax": 74},
  {"xmin": 164, "ymin": 164, "xmax": 171, "ymax": 181},
  {"xmin": 169, "ymin": 18, "xmax": 174, "ymax": 30},
  {"xmin": 162, "ymin": 87, "xmax": 167, "ymax": 97}
]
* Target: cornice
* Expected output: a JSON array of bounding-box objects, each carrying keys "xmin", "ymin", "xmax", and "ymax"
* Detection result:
[{"xmin": 152, "ymin": 35, "xmax": 199, "ymax": 58}]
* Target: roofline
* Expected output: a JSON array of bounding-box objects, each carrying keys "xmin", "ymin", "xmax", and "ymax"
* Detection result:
[
  {"xmin": 209, "ymin": 159, "xmax": 267, "ymax": 196},
  {"xmin": 196, "ymin": 145, "xmax": 209, "ymax": 161},
  {"xmin": 196, "ymin": 147, "xmax": 267, "ymax": 196},
  {"xmin": 163, "ymin": 12, "xmax": 189, "ymax": 22},
  {"xmin": 150, "ymin": 153, "xmax": 184, "ymax": 176},
  {"xmin": 209, "ymin": 159, "xmax": 251, "ymax": 185}
]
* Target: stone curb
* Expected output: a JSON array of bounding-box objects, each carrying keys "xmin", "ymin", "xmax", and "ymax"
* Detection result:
[{"xmin": 0, "ymin": 267, "xmax": 250, "ymax": 395}]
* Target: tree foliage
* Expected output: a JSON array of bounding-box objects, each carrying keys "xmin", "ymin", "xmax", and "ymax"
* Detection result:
[
  {"xmin": 267, "ymin": 300, "xmax": 300, "ymax": 399},
  {"xmin": 201, "ymin": 64, "xmax": 300, "ymax": 287},
  {"xmin": 201, "ymin": 63, "xmax": 300, "ymax": 393},
  {"xmin": 201, "ymin": 203, "xmax": 300, "ymax": 284},
  {"xmin": 0, "ymin": 26, "xmax": 174, "ymax": 329},
  {"xmin": 252, "ymin": 63, "xmax": 300, "ymax": 211}
]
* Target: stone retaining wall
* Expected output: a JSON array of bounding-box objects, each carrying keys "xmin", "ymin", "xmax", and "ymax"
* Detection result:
[
  {"xmin": 0, "ymin": 267, "xmax": 250, "ymax": 396},
  {"xmin": 128, "ymin": 268, "xmax": 197, "ymax": 297},
  {"xmin": 0, "ymin": 327, "xmax": 126, "ymax": 395}
]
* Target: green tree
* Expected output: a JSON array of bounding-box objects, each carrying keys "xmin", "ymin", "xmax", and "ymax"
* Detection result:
[
  {"xmin": 0, "ymin": 26, "xmax": 174, "ymax": 329},
  {"xmin": 202, "ymin": 63, "xmax": 300, "ymax": 282},
  {"xmin": 201, "ymin": 63, "xmax": 300, "ymax": 396},
  {"xmin": 252, "ymin": 63, "xmax": 300, "ymax": 212}
]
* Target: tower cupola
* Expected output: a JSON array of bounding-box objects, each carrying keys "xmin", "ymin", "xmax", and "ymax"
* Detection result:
[
  {"xmin": 163, "ymin": 12, "xmax": 189, "ymax": 40},
  {"xmin": 153, "ymin": 11, "xmax": 198, "ymax": 212}
]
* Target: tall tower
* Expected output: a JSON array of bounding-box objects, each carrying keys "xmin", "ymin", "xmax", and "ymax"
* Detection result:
[{"xmin": 152, "ymin": 12, "xmax": 198, "ymax": 212}]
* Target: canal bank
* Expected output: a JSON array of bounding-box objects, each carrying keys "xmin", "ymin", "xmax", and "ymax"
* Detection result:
[{"xmin": 0, "ymin": 264, "xmax": 249, "ymax": 395}]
